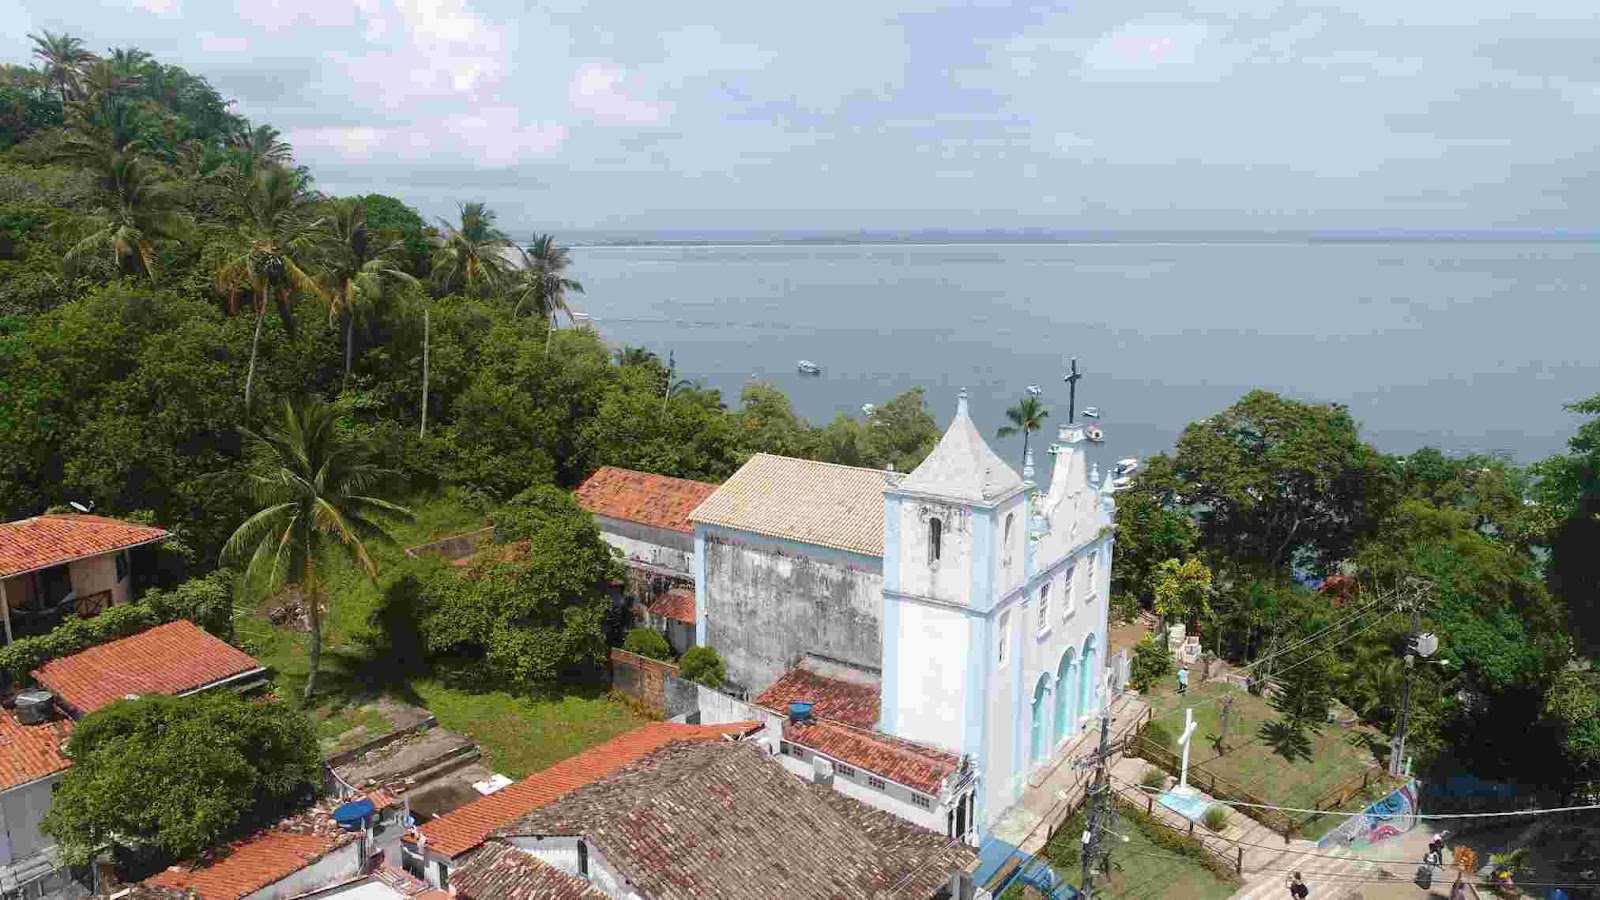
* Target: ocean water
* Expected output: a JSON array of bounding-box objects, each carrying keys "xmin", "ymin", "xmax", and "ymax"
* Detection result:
[{"xmin": 568, "ymin": 242, "xmax": 1598, "ymax": 467}]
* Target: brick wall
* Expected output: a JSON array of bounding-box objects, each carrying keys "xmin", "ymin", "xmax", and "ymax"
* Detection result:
[{"xmin": 609, "ymin": 648, "xmax": 698, "ymax": 718}]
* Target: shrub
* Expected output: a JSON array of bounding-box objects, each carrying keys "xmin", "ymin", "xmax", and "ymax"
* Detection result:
[
  {"xmin": 1144, "ymin": 720, "xmax": 1175, "ymax": 750},
  {"xmin": 143, "ymin": 572, "xmax": 234, "ymax": 639},
  {"xmin": 1203, "ymin": 805, "xmax": 1229, "ymax": 832},
  {"xmin": 623, "ymin": 627, "xmax": 672, "ymax": 661},
  {"xmin": 1130, "ymin": 633, "xmax": 1174, "ymax": 693},
  {"xmin": 679, "ymin": 645, "xmax": 726, "ymax": 689},
  {"xmin": 1141, "ymin": 768, "xmax": 1168, "ymax": 791}
]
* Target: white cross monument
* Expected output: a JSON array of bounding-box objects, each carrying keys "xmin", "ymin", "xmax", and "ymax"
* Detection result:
[{"xmin": 1172, "ymin": 707, "xmax": 1200, "ymax": 797}]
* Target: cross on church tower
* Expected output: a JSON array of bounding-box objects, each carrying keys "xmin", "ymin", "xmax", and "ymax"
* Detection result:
[{"xmin": 1064, "ymin": 358, "xmax": 1083, "ymax": 423}]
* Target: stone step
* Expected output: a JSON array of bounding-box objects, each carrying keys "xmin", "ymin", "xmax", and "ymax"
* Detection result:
[{"xmin": 1232, "ymin": 842, "xmax": 1382, "ymax": 900}]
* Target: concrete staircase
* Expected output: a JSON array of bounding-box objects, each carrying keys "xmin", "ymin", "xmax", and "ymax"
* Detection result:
[{"xmin": 1228, "ymin": 818, "xmax": 1394, "ymax": 900}]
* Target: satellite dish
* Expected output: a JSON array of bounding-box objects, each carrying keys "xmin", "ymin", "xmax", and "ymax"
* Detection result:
[{"xmin": 69, "ymin": 501, "xmax": 91, "ymax": 513}]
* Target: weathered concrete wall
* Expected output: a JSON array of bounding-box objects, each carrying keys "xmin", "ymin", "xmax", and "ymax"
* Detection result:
[
  {"xmin": 701, "ymin": 528, "xmax": 883, "ymax": 695},
  {"xmin": 594, "ymin": 516, "xmax": 693, "ymax": 577}
]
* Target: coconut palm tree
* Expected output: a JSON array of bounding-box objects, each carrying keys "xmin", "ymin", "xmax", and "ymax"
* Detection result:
[
  {"xmin": 511, "ymin": 234, "xmax": 585, "ymax": 357},
  {"xmin": 61, "ymin": 148, "xmax": 186, "ymax": 281},
  {"xmin": 316, "ymin": 197, "xmax": 419, "ymax": 389},
  {"xmin": 421, "ymin": 202, "xmax": 509, "ymax": 435},
  {"xmin": 222, "ymin": 397, "xmax": 412, "ymax": 702},
  {"xmin": 997, "ymin": 395, "xmax": 1050, "ymax": 473},
  {"xmin": 28, "ymin": 30, "xmax": 95, "ymax": 105},
  {"xmin": 214, "ymin": 164, "xmax": 324, "ymax": 410}
]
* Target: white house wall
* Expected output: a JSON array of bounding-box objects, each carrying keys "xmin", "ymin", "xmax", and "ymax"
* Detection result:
[
  {"xmin": 0, "ymin": 778, "xmax": 57, "ymax": 865},
  {"xmin": 594, "ymin": 517, "xmax": 693, "ymax": 578},
  {"xmin": 67, "ymin": 553, "xmax": 129, "ymax": 606},
  {"xmin": 240, "ymin": 840, "xmax": 363, "ymax": 900},
  {"xmin": 776, "ymin": 744, "xmax": 949, "ymax": 834},
  {"xmin": 507, "ymin": 837, "xmax": 643, "ymax": 900},
  {"xmin": 884, "ymin": 598, "xmax": 968, "ymax": 752}
]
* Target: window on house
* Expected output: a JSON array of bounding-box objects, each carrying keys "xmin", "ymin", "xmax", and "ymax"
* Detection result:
[
  {"xmin": 437, "ymin": 862, "xmax": 450, "ymax": 890},
  {"xmin": 1038, "ymin": 583, "xmax": 1051, "ymax": 629},
  {"xmin": 912, "ymin": 794, "xmax": 933, "ymax": 810},
  {"xmin": 115, "ymin": 551, "xmax": 128, "ymax": 583},
  {"xmin": 780, "ymin": 741, "xmax": 795, "ymax": 756},
  {"xmin": 868, "ymin": 776, "xmax": 886, "ymax": 791},
  {"xmin": 998, "ymin": 611, "xmax": 1010, "ymax": 666},
  {"xmin": 929, "ymin": 518, "xmax": 943, "ymax": 562},
  {"xmin": 835, "ymin": 762, "xmax": 857, "ymax": 778},
  {"xmin": 1087, "ymin": 552, "xmax": 1098, "ymax": 598},
  {"xmin": 1002, "ymin": 514, "xmax": 1014, "ymax": 568},
  {"xmin": 577, "ymin": 841, "xmax": 589, "ymax": 878},
  {"xmin": 1063, "ymin": 566, "xmax": 1075, "ymax": 618}
]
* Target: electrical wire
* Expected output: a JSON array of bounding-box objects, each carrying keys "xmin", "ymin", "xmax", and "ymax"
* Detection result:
[{"xmin": 1112, "ymin": 773, "xmax": 1600, "ymax": 820}]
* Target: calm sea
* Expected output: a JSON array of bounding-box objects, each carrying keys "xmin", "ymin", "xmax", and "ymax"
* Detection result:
[{"xmin": 568, "ymin": 242, "xmax": 1598, "ymax": 468}]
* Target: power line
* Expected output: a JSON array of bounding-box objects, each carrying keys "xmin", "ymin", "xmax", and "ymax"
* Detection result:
[{"xmin": 1113, "ymin": 774, "xmax": 1600, "ymax": 820}]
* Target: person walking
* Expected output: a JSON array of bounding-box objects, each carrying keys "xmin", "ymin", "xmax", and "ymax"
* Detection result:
[
  {"xmin": 1178, "ymin": 667, "xmax": 1189, "ymax": 695},
  {"xmin": 1287, "ymin": 871, "xmax": 1309, "ymax": 899},
  {"xmin": 1427, "ymin": 832, "xmax": 1447, "ymax": 867}
]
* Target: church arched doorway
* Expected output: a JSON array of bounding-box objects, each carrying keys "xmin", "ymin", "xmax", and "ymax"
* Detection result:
[
  {"xmin": 1030, "ymin": 673, "xmax": 1050, "ymax": 766},
  {"xmin": 1079, "ymin": 632, "xmax": 1099, "ymax": 722},
  {"xmin": 1054, "ymin": 648, "xmax": 1077, "ymax": 746}
]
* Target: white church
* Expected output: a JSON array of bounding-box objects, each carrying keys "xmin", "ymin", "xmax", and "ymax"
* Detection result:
[{"xmin": 680, "ymin": 389, "xmax": 1117, "ymax": 843}]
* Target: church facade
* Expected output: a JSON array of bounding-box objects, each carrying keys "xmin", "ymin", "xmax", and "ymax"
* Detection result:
[{"xmin": 689, "ymin": 390, "xmax": 1116, "ymax": 840}]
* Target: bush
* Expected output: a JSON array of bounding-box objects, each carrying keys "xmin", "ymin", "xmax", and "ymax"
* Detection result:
[
  {"xmin": 1141, "ymin": 768, "xmax": 1168, "ymax": 791},
  {"xmin": 623, "ymin": 627, "xmax": 671, "ymax": 661},
  {"xmin": 1144, "ymin": 720, "xmax": 1175, "ymax": 750},
  {"xmin": 143, "ymin": 572, "xmax": 234, "ymax": 639},
  {"xmin": 0, "ymin": 604, "xmax": 158, "ymax": 685},
  {"xmin": 679, "ymin": 645, "xmax": 726, "ymax": 689},
  {"xmin": 1130, "ymin": 633, "xmax": 1174, "ymax": 693},
  {"xmin": 1202, "ymin": 805, "xmax": 1229, "ymax": 832}
]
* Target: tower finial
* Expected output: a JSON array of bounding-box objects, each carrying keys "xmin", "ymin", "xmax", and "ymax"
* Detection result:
[{"xmin": 956, "ymin": 387, "xmax": 969, "ymax": 417}]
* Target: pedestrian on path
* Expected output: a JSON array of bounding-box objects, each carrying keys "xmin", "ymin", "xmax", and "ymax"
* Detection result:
[
  {"xmin": 1450, "ymin": 876, "xmax": 1468, "ymax": 900},
  {"xmin": 1287, "ymin": 871, "xmax": 1309, "ymax": 899},
  {"xmin": 1178, "ymin": 667, "xmax": 1189, "ymax": 695},
  {"xmin": 1427, "ymin": 832, "xmax": 1447, "ymax": 867}
]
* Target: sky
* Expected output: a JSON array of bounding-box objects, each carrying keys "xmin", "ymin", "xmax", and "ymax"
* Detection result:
[{"xmin": 5, "ymin": 0, "xmax": 1599, "ymax": 233}]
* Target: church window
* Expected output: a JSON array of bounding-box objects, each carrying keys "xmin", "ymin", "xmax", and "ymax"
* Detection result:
[
  {"xmin": 1038, "ymin": 583, "xmax": 1051, "ymax": 629},
  {"xmin": 929, "ymin": 518, "xmax": 943, "ymax": 562},
  {"xmin": 1002, "ymin": 514, "xmax": 1014, "ymax": 569},
  {"xmin": 1086, "ymin": 552, "xmax": 1098, "ymax": 598},
  {"xmin": 868, "ymin": 776, "xmax": 887, "ymax": 791},
  {"xmin": 1063, "ymin": 566, "xmax": 1076, "ymax": 618},
  {"xmin": 835, "ymin": 762, "xmax": 857, "ymax": 778},
  {"xmin": 998, "ymin": 612, "xmax": 1011, "ymax": 666},
  {"xmin": 912, "ymin": 794, "xmax": 933, "ymax": 810}
]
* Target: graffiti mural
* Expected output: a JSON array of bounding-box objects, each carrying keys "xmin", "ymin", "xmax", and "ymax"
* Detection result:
[{"xmin": 1317, "ymin": 779, "xmax": 1419, "ymax": 850}]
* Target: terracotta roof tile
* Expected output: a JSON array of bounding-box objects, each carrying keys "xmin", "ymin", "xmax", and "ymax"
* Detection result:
[
  {"xmin": 143, "ymin": 804, "xmax": 358, "ymax": 900},
  {"xmin": 418, "ymin": 721, "xmax": 757, "ymax": 859},
  {"xmin": 496, "ymin": 741, "xmax": 975, "ymax": 900},
  {"xmin": 574, "ymin": 468, "xmax": 719, "ymax": 535},
  {"xmin": 0, "ymin": 713, "xmax": 72, "ymax": 791},
  {"xmin": 785, "ymin": 720, "xmax": 959, "ymax": 795},
  {"xmin": 451, "ymin": 842, "xmax": 606, "ymax": 900},
  {"xmin": 0, "ymin": 514, "xmax": 168, "ymax": 578},
  {"xmin": 756, "ymin": 668, "xmax": 880, "ymax": 730},
  {"xmin": 35, "ymin": 621, "xmax": 264, "ymax": 716},
  {"xmin": 689, "ymin": 454, "xmax": 886, "ymax": 556},
  {"xmin": 645, "ymin": 587, "xmax": 695, "ymax": 625}
]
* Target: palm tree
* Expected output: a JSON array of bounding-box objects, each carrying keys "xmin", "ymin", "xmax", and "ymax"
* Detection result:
[
  {"xmin": 997, "ymin": 395, "xmax": 1050, "ymax": 473},
  {"xmin": 422, "ymin": 202, "xmax": 509, "ymax": 435},
  {"xmin": 222, "ymin": 397, "xmax": 412, "ymax": 702},
  {"xmin": 106, "ymin": 47, "xmax": 153, "ymax": 79},
  {"xmin": 231, "ymin": 123, "xmax": 294, "ymax": 167},
  {"xmin": 214, "ymin": 164, "xmax": 324, "ymax": 410},
  {"xmin": 511, "ymin": 234, "xmax": 584, "ymax": 357},
  {"xmin": 28, "ymin": 30, "xmax": 95, "ymax": 105},
  {"xmin": 316, "ymin": 198, "xmax": 419, "ymax": 389},
  {"xmin": 61, "ymin": 149, "xmax": 186, "ymax": 281}
]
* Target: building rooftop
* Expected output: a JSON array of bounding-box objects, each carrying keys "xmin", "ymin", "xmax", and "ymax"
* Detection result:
[
  {"xmin": 784, "ymin": 720, "xmax": 960, "ymax": 795},
  {"xmin": 0, "ymin": 514, "xmax": 169, "ymax": 579},
  {"xmin": 450, "ymin": 841, "xmax": 606, "ymax": 900},
  {"xmin": 0, "ymin": 713, "xmax": 73, "ymax": 791},
  {"xmin": 417, "ymin": 721, "xmax": 757, "ymax": 859},
  {"xmin": 645, "ymin": 587, "xmax": 695, "ymax": 625},
  {"xmin": 689, "ymin": 454, "xmax": 886, "ymax": 557},
  {"xmin": 894, "ymin": 392, "xmax": 1023, "ymax": 504},
  {"xmin": 34, "ymin": 620, "xmax": 265, "ymax": 716},
  {"xmin": 495, "ymin": 740, "xmax": 974, "ymax": 900},
  {"xmin": 574, "ymin": 467, "xmax": 719, "ymax": 535},
  {"xmin": 141, "ymin": 803, "xmax": 358, "ymax": 900},
  {"xmin": 755, "ymin": 668, "xmax": 879, "ymax": 730}
]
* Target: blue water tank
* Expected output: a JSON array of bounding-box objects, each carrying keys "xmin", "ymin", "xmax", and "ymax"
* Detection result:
[
  {"xmin": 331, "ymin": 799, "xmax": 375, "ymax": 830},
  {"xmin": 789, "ymin": 702, "xmax": 813, "ymax": 723}
]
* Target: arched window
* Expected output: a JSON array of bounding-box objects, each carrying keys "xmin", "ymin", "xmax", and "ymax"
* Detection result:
[
  {"xmin": 998, "ymin": 611, "xmax": 1010, "ymax": 666},
  {"xmin": 1003, "ymin": 513, "xmax": 1015, "ymax": 568},
  {"xmin": 1038, "ymin": 583, "xmax": 1051, "ymax": 628},
  {"xmin": 929, "ymin": 517, "xmax": 943, "ymax": 562}
]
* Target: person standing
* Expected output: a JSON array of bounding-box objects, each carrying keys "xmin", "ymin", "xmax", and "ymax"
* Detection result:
[
  {"xmin": 1427, "ymin": 833, "xmax": 1447, "ymax": 867},
  {"xmin": 1287, "ymin": 871, "xmax": 1309, "ymax": 899},
  {"xmin": 1178, "ymin": 667, "xmax": 1189, "ymax": 695}
]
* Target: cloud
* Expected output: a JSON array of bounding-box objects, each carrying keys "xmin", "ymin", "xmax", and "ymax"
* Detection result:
[
  {"xmin": 1079, "ymin": 14, "xmax": 1213, "ymax": 79},
  {"xmin": 568, "ymin": 63, "xmax": 671, "ymax": 126},
  {"xmin": 198, "ymin": 33, "xmax": 250, "ymax": 53},
  {"xmin": 133, "ymin": 0, "xmax": 179, "ymax": 14}
]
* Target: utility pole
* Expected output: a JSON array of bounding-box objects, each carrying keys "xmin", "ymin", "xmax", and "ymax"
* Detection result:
[
  {"xmin": 1389, "ymin": 582, "xmax": 1436, "ymax": 778},
  {"xmin": 1080, "ymin": 674, "xmax": 1114, "ymax": 899}
]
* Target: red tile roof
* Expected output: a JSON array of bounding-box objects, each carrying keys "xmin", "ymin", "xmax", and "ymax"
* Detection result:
[
  {"xmin": 143, "ymin": 804, "xmax": 359, "ymax": 900},
  {"xmin": 574, "ymin": 467, "xmax": 719, "ymax": 534},
  {"xmin": 450, "ymin": 841, "xmax": 606, "ymax": 900},
  {"xmin": 35, "ymin": 620, "xmax": 264, "ymax": 716},
  {"xmin": 756, "ymin": 668, "xmax": 880, "ymax": 730},
  {"xmin": 0, "ymin": 514, "xmax": 168, "ymax": 578},
  {"xmin": 785, "ymin": 720, "xmax": 959, "ymax": 795},
  {"xmin": 0, "ymin": 713, "xmax": 73, "ymax": 791},
  {"xmin": 418, "ymin": 721, "xmax": 757, "ymax": 859},
  {"xmin": 645, "ymin": 587, "xmax": 696, "ymax": 625}
]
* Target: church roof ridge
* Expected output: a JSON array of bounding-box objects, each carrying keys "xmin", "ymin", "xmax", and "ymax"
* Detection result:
[{"xmin": 893, "ymin": 390, "xmax": 1024, "ymax": 505}]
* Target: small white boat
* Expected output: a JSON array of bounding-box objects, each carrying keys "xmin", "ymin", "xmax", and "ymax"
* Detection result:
[
  {"xmin": 1081, "ymin": 407, "xmax": 1101, "ymax": 419},
  {"xmin": 797, "ymin": 360, "xmax": 821, "ymax": 375},
  {"xmin": 1085, "ymin": 423, "xmax": 1105, "ymax": 442},
  {"xmin": 1114, "ymin": 458, "xmax": 1139, "ymax": 478},
  {"xmin": 861, "ymin": 403, "xmax": 875, "ymax": 416},
  {"xmin": 1026, "ymin": 384, "xmax": 1043, "ymax": 396},
  {"xmin": 1112, "ymin": 476, "xmax": 1133, "ymax": 491}
]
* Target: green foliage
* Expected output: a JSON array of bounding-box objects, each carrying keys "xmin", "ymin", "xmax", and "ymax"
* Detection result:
[
  {"xmin": 1140, "ymin": 767, "xmax": 1168, "ymax": 791},
  {"xmin": 41, "ymin": 692, "xmax": 319, "ymax": 864},
  {"xmin": 679, "ymin": 645, "xmax": 726, "ymax": 688},
  {"xmin": 1144, "ymin": 720, "xmax": 1175, "ymax": 751},
  {"xmin": 1153, "ymin": 557, "xmax": 1213, "ymax": 628},
  {"xmin": 622, "ymin": 627, "xmax": 671, "ymax": 661},
  {"xmin": 1202, "ymin": 805, "xmax": 1229, "ymax": 832},
  {"xmin": 1535, "ymin": 393, "xmax": 1600, "ymax": 656},
  {"xmin": 142, "ymin": 571, "xmax": 234, "ymax": 638},
  {"xmin": 1541, "ymin": 669, "xmax": 1600, "ymax": 780},
  {"xmin": 0, "ymin": 604, "xmax": 157, "ymax": 686},
  {"xmin": 1109, "ymin": 457, "xmax": 1197, "ymax": 610},
  {"xmin": 1130, "ymin": 633, "xmax": 1174, "ymax": 693},
  {"xmin": 995, "ymin": 394, "xmax": 1048, "ymax": 470}
]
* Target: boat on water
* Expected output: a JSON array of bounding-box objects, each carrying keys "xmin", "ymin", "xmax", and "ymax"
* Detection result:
[
  {"xmin": 1026, "ymin": 384, "xmax": 1043, "ymax": 396},
  {"xmin": 1081, "ymin": 406, "xmax": 1100, "ymax": 418},
  {"xmin": 797, "ymin": 360, "xmax": 821, "ymax": 375},
  {"xmin": 1113, "ymin": 458, "xmax": 1139, "ymax": 478},
  {"xmin": 1085, "ymin": 423, "xmax": 1105, "ymax": 442},
  {"xmin": 861, "ymin": 403, "xmax": 875, "ymax": 416}
]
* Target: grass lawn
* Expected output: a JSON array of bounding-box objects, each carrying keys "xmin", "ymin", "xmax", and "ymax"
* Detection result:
[
  {"xmin": 233, "ymin": 491, "xmax": 651, "ymax": 777},
  {"xmin": 1145, "ymin": 681, "xmax": 1386, "ymax": 810},
  {"xmin": 1001, "ymin": 803, "xmax": 1239, "ymax": 900}
]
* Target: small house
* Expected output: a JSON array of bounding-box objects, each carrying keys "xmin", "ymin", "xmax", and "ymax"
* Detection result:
[{"xmin": 0, "ymin": 515, "xmax": 169, "ymax": 643}]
